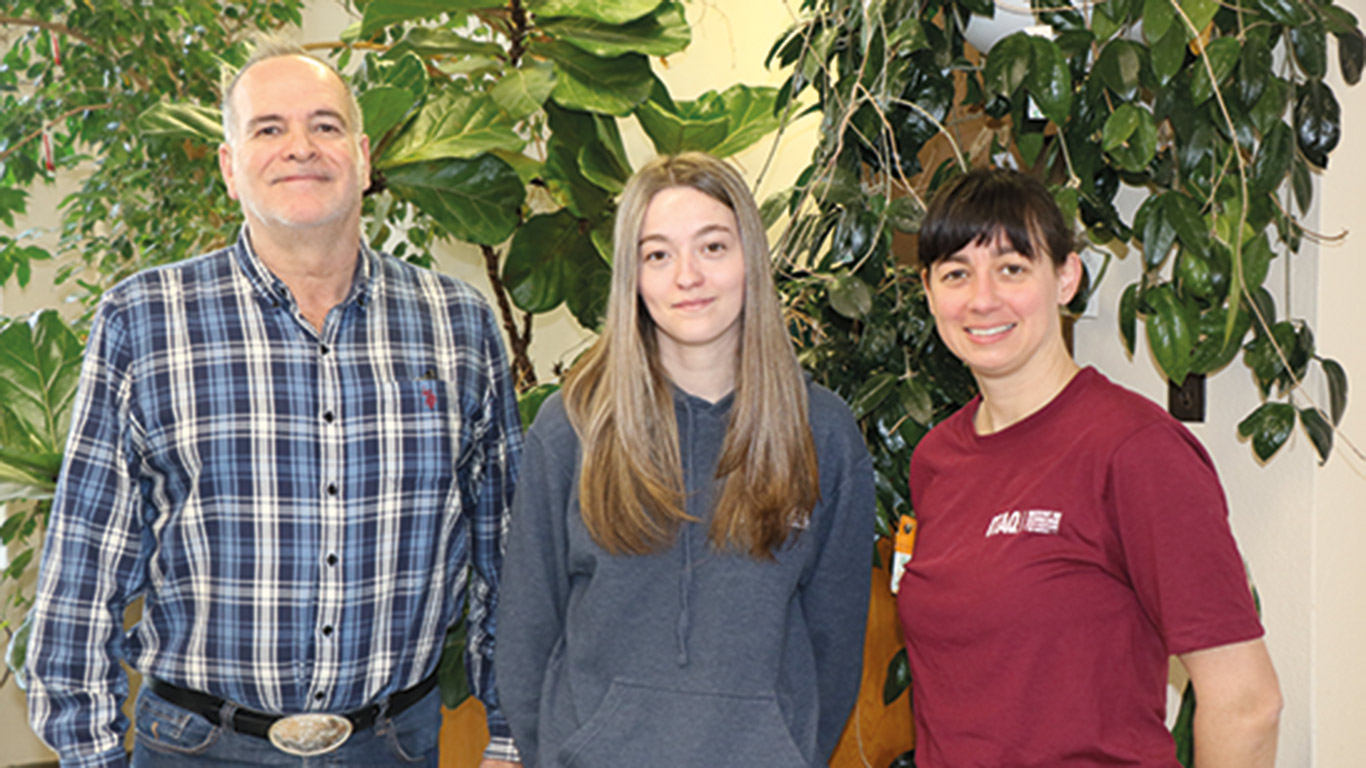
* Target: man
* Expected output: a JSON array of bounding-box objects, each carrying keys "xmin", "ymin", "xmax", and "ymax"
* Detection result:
[{"xmin": 26, "ymin": 41, "xmax": 522, "ymax": 767}]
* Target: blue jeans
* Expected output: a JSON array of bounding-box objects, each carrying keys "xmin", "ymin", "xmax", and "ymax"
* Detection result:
[{"xmin": 131, "ymin": 684, "xmax": 442, "ymax": 767}]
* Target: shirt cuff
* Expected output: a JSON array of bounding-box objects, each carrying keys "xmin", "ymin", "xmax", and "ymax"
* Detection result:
[
  {"xmin": 483, "ymin": 736, "xmax": 520, "ymax": 763},
  {"xmin": 58, "ymin": 745, "xmax": 129, "ymax": 768}
]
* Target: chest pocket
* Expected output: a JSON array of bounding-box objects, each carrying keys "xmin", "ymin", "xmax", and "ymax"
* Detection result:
[{"xmin": 351, "ymin": 379, "xmax": 459, "ymax": 497}]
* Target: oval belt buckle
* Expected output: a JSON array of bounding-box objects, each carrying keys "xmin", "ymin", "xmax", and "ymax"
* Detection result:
[{"xmin": 267, "ymin": 713, "xmax": 354, "ymax": 757}]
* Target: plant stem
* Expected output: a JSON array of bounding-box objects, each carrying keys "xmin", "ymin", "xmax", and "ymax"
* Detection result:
[
  {"xmin": 0, "ymin": 103, "xmax": 114, "ymax": 165},
  {"xmin": 0, "ymin": 16, "xmax": 98, "ymax": 48},
  {"xmin": 480, "ymin": 244, "xmax": 538, "ymax": 391}
]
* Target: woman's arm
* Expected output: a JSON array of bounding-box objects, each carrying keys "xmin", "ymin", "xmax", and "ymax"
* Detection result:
[
  {"xmin": 494, "ymin": 397, "xmax": 577, "ymax": 767},
  {"xmin": 1178, "ymin": 637, "xmax": 1282, "ymax": 768}
]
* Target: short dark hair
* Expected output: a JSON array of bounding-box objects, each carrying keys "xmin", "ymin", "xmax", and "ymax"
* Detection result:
[{"xmin": 917, "ymin": 168, "xmax": 1074, "ymax": 270}]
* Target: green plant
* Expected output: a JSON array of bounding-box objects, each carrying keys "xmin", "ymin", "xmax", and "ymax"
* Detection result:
[{"xmin": 0, "ymin": 309, "xmax": 83, "ymax": 688}]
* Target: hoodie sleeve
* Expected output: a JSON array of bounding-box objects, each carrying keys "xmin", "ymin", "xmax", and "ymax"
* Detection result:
[
  {"xmin": 494, "ymin": 395, "xmax": 576, "ymax": 766},
  {"xmin": 800, "ymin": 388, "xmax": 876, "ymax": 760}
]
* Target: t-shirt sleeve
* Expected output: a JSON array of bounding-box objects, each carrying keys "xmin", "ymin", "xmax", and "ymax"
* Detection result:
[{"xmin": 1106, "ymin": 421, "xmax": 1265, "ymax": 655}]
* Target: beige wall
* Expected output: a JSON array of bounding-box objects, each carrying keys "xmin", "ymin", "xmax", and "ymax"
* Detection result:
[
  {"xmin": 5, "ymin": 0, "xmax": 1365, "ymax": 765},
  {"xmin": 1310, "ymin": 1, "xmax": 1366, "ymax": 763}
]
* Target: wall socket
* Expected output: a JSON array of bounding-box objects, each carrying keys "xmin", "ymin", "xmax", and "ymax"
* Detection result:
[{"xmin": 1168, "ymin": 373, "xmax": 1206, "ymax": 422}]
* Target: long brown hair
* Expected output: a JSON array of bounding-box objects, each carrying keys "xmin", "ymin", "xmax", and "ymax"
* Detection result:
[{"xmin": 563, "ymin": 152, "xmax": 819, "ymax": 558}]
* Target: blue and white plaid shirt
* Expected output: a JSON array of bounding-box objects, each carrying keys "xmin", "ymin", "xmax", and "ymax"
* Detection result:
[{"xmin": 26, "ymin": 231, "xmax": 523, "ymax": 767}]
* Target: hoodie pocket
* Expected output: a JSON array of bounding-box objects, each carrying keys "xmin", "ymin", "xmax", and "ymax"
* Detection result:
[{"xmin": 556, "ymin": 679, "xmax": 809, "ymax": 768}]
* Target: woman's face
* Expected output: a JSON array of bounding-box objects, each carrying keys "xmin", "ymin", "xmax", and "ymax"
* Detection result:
[
  {"xmin": 636, "ymin": 186, "xmax": 746, "ymax": 372},
  {"xmin": 922, "ymin": 232, "xmax": 1081, "ymax": 384}
]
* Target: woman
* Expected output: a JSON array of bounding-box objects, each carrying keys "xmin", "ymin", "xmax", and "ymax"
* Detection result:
[
  {"xmin": 496, "ymin": 152, "xmax": 874, "ymax": 767},
  {"xmin": 898, "ymin": 169, "xmax": 1282, "ymax": 767}
]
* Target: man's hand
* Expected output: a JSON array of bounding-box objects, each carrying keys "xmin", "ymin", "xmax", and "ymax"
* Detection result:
[{"xmin": 479, "ymin": 760, "xmax": 521, "ymax": 768}]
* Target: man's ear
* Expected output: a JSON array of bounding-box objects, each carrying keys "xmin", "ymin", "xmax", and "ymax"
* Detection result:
[
  {"xmin": 219, "ymin": 143, "xmax": 239, "ymax": 201},
  {"xmin": 359, "ymin": 133, "xmax": 372, "ymax": 193}
]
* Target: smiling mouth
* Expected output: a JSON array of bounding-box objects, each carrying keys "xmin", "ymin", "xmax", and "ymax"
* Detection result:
[
  {"xmin": 673, "ymin": 298, "xmax": 714, "ymax": 310},
  {"xmin": 966, "ymin": 322, "xmax": 1015, "ymax": 337}
]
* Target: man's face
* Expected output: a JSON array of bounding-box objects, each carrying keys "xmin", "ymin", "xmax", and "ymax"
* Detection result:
[{"xmin": 218, "ymin": 55, "xmax": 370, "ymax": 236}]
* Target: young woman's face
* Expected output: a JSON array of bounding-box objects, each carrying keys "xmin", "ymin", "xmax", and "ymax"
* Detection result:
[
  {"xmin": 922, "ymin": 233, "xmax": 1081, "ymax": 384},
  {"xmin": 636, "ymin": 186, "xmax": 746, "ymax": 370}
]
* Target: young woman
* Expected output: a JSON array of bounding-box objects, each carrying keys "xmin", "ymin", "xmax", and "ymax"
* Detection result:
[
  {"xmin": 898, "ymin": 168, "xmax": 1282, "ymax": 767},
  {"xmin": 496, "ymin": 152, "xmax": 875, "ymax": 767}
]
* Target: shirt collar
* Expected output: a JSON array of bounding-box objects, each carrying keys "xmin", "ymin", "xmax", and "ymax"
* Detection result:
[{"xmin": 231, "ymin": 225, "xmax": 376, "ymax": 311}]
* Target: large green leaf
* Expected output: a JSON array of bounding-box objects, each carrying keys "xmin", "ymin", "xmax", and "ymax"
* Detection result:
[
  {"xmin": 577, "ymin": 114, "xmax": 633, "ymax": 194},
  {"xmin": 1250, "ymin": 122, "xmax": 1294, "ymax": 196},
  {"xmin": 538, "ymin": 41, "xmax": 654, "ymax": 116},
  {"xmin": 527, "ymin": 0, "xmax": 664, "ymax": 25},
  {"xmin": 360, "ymin": 0, "xmax": 488, "ymax": 39},
  {"xmin": 1137, "ymin": 193, "xmax": 1177, "ymax": 270},
  {"xmin": 564, "ymin": 244, "xmax": 612, "ymax": 329},
  {"xmin": 1104, "ymin": 103, "xmax": 1157, "ymax": 171},
  {"xmin": 1143, "ymin": 0, "xmax": 1175, "ymax": 43},
  {"xmin": 358, "ymin": 86, "xmax": 419, "ymax": 147},
  {"xmin": 385, "ymin": 154, "xmax": 525, "ymax": 245},
  {"xmin": 1295, "ymin": 80, "xmax": 1341, "ymax": 168},
  {"xmin": 1291, "ymin": 21, "xmax": 1328, "ymax": 79},
  {"xmin": 503, "ymin": 209, "xmax": 604, "ymax": 314},
  {"xmin": 539, "ymin": 1, "xmax": 689, "ymax": 58},
  {"xmin": 1025, "ymin": 36, "xmax": 1073, "ymax": 126},
  {"xmin": 707, "ymin": 86, "xmax": 783, "ymax": 158},
  {"xmin": 636, "ymin": 84, "xmax": 782, "ymax": 158},
  {"xmin": 1237, "ymin": 402, "xmax": 1295, "ymax": 461},
  {"xmin": 377, "ymin": 89, "xmax": 524, "ymax": 169},
  {"xmin": 1149, "ymin": 19, "xmax": 1189, "ymax": 85},
  {"xmin": 1322, "ymin": 358, "xmax": 1348, "ymax": 426},
  {"xmin": 883, "ymin": 647, "xmax": 910, "ymax": 705},
  {"xmin": 375, "ymin": 51, "xmax": 432, "ymax": 99},
  {"xmin": 490, "ymin": 62, "xmax": 558, "ymax": 120},
  {"xmin": 1180, "ymin": 0, "xmax": 1220, "ymax": 35},
  {"xmin": 543, "ymin": 104, "xmax": 615, "ymax": 219},
  {"xmin": 1144, "ymin": 284, "xmax": 1196, "ymax": 384},
  {"xmin": 1096, "ymin": 39, "xmax": 1144, "ymax": 101},
  {"xmin": 1299, "ymin": 407, "xmax": 1333, "ymax": 463},
  {"xmin": 0, "ymin": 311, "xmax": 83, "ymax": 499},
  {"xmin": 982, "ymin": 32, "xmax": 1031, "ymax": 98},
  {"xmin": 137, "ymin": 102, "xmax": 223, "ymax": 143},
  {"xmin": 636, "ymin": 99, "xmax": 730, "ymax": 155},
  {"xmin": 1250, "ymin": 0, "xmax": 1312, "ymax": 26},
  {"xmin": 1336, "ymin": 28, "xmax": 1365, "ymax": 85},
  {"xmin": 391, "ymin": 27, "xmax": 506, "ymax": 60},
  {"xmin": 438, "ymin": 618, "xmax": 471, "ymax": 708},
  {"xmin": 1120, "ymin": 282, "xmax": 1140, "ymax": 355},
  {"xmin": 1189, "ymin": 37, "xmax": 1240, "ymax": 106}
]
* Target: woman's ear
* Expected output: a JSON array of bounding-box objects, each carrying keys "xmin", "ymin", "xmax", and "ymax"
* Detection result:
[
  {"xmin": 921, "ymin": 267, "xmax": 938, "ymax": 316},
  {"xmin": 1057, "ymin": 252, "xmax": 1083, "ymax": 305}
]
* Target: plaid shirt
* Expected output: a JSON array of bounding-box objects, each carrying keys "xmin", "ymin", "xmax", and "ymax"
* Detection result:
[{"xmin": 26, "ymin": 232, "xmax": 523, "ymax": 767}]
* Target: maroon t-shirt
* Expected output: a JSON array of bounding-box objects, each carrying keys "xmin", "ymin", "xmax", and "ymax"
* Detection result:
[{"xmin": 899, "ymin": 367, "xmax": 1264, "ymax": 767}]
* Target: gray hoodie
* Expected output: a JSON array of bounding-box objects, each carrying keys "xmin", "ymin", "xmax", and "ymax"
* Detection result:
[{"xmin": 496, "ymin": 382, "xmax": 874, "ymax": 767}]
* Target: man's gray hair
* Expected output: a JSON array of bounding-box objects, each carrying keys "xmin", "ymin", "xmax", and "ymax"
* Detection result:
[{"xmin": 221, "ymin": 36, "xmax": 364, "ymax": 145}]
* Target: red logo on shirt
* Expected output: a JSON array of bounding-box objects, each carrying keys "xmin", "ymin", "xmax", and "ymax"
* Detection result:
[{"xmin": 422, "ymin": 388, "xmax": 436, "ymax": 409}]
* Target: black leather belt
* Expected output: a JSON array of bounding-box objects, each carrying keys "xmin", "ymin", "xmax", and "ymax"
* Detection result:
[{"xmin": 146, "ymin": 672, "xmax": 439, "ymax": 740}]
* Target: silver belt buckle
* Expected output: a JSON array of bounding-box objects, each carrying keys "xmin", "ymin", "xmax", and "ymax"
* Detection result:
[{"xmin": 267, "ymin": 713, "xmax": 354, "ymax": 756}]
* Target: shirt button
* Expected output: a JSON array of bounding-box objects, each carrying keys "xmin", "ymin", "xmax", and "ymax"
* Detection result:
[
  {"xmin": 320, "ymin": 344, "xmax": 330, "ymax": 356},
  {"xmin": 322, "ymin": 625, "xmax": 334, "ymax": 637},
  {"xmin": 327, "ymin": 483, "xmax": 338, "ymax": 496},
  {"xmin": 323, "ymin": 410, "xmax": 335, "ymax": 424},
  {"xmin": 326, "ymin": 553, "xmax": 338, "ymax": 566},
  {"xmin": 314, "ymin": 691, "xmax": 325, "ymax": 702}
]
